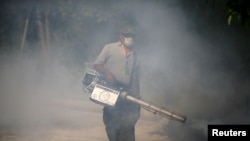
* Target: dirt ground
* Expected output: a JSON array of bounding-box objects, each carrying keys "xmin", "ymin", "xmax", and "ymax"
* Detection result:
[
  {"xmin": 0, "ymin": 57, "xmax": 172, "ymax": 141},
  {"xmin": 0, "ymin": 95, "xmax": 170, "ymax": 141}
]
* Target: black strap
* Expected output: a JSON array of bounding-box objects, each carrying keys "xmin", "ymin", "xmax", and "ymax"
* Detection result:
[{"xmin": 129, "ymin": 52, "xmax": 137, "ymax": 87}]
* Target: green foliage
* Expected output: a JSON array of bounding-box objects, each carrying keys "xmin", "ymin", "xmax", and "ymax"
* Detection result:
[
  {"xmin": 225, "ymin": 0, "xmax": 249, "ymax": 26},
  {"xmin": 206, "ymin": 0, "xmax": 250, "ymax": 29},
  {"xmin": 225, "ymin": 0, "xmax": 250, "ymax": 29}
]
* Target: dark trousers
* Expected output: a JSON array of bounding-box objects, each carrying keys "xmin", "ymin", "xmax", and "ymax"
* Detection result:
[{"xmin": 103, "ymin": 99, "xmax": 140, "ymax": 141}]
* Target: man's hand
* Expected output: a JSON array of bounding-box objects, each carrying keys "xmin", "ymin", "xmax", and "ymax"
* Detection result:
[
  {"xmin": 93, "ymin": 63, "xmax": 116, "ymax": 84},
  {"xmin": 105, "ymin": 72, "xmax": 116, "ymax": 84}
]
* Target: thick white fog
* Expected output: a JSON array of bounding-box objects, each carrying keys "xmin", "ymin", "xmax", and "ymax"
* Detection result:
[{"xmin": 0, "ymin": 0, "xmax": 249, "ymax": 141}]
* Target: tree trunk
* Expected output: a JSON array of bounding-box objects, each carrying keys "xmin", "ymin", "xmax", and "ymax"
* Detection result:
[
  {"xmin": 20, "ymin": 16, "xmax": 29, "ymax": 56},
  {"xmin": 36, "ymin": 9, "xmax": 51, "ymax": 74}
]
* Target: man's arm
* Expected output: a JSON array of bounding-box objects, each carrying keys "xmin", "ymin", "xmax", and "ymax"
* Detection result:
[{"xmin": 93, "ymin": 64, "xmax": 116, "ymax": 84}]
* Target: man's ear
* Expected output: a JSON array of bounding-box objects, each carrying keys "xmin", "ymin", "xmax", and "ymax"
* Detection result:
[{"xmin": 119, "ymin": 34, "xmax": 125, "ymax": 42}]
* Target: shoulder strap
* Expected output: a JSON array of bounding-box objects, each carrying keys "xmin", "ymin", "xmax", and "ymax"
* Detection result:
[
  {"xmin": 132, "ymin": 52, "xmax": 137, "ymax": 72},
  {"xmin": 129, "ymin": 52, "xmax": 137, "ymax": 85}
]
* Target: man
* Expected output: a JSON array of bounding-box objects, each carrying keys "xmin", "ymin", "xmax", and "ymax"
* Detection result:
[{"xmin": 93, "ymin": 27, "xmax": 141, "ymax": 141}]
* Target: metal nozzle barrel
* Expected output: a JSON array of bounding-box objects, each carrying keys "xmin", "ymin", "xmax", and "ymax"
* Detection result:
[{"xmin": 120, "ymin": 92, "xmax": 186, "ymax": 123}]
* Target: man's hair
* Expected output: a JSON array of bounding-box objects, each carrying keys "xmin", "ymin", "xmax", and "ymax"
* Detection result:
[{"xmin": 120, "ymin": 26, "xmax": 135, "ymax": 35}]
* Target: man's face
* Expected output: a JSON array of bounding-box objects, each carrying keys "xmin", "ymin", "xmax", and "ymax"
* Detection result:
[{"xmin": 120, "ymin": 33, "xmax": 135, "ymax": 48}]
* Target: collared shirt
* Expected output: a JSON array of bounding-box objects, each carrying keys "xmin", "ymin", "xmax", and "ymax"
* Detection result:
[
  {"xmin": 94, "ymin": 42, "xmax": 136, "ymax": 85},
  {"xmin": 122, "ymin": 45, "xmax": 133, "ymax": 58}
]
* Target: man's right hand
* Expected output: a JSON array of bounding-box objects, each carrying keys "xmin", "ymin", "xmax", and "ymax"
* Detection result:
[
  {"xmin": 105, "ymin": 72, "xmax": 116, "ymax": 84},
  {"xmin": 93, "ymin": 64, "xmax": 116, "ymax": 84}
]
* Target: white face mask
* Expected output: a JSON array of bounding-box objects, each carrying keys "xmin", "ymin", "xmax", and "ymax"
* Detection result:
[{"xmin": 124, "ymin": 37, "xmax": 134, "ymax": 47}]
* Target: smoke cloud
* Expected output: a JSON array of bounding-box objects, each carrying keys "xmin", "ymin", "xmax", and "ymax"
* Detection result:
[
  {"xmin": 1, "ymin": 0, "xmax": 250, "ymax": 141},
  {"xmin": 131, "ymin": 1, "xmax": 250, "ymax": 141}
]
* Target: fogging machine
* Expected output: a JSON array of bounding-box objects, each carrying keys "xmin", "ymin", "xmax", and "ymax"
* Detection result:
[{"xmin": 82, "ymin": 69, "xmax": 186, "ymax": 123}]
